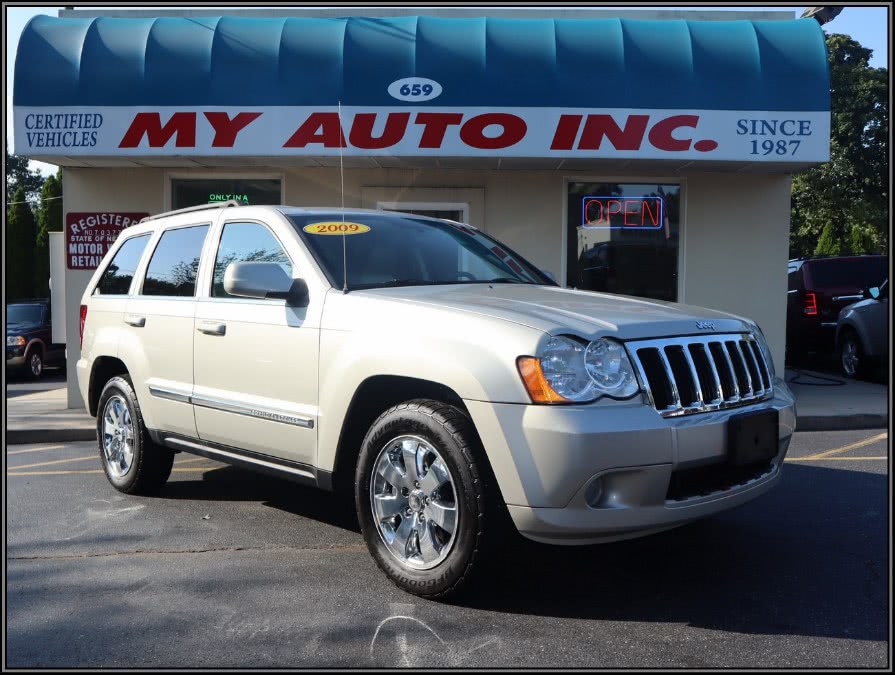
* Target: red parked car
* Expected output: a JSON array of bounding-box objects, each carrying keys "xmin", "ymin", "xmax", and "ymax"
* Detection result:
[{"xmin": 786, "ymin": 255, "xmax": 889, "ymax": 361}]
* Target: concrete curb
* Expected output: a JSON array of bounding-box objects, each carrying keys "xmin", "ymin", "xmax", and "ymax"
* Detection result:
[
  {"xmin": 7, "ymin": 415, "xmax": 888, "ymax": 445},
  {"xmin": 795, "ymin": 415, "xmax": 888, "ymax": 432}
]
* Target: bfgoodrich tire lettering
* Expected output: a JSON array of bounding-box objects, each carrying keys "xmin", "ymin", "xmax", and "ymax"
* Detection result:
[
  {"xmin": 96, "ymin": 375, "xmax": 174, "ymax": 495},
  {"xmin": 355, "ymin": 399, "xmax": 497, "ymax": 599}
]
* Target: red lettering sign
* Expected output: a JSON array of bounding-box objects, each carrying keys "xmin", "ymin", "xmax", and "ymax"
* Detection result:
[
  {"xmin": 204, "ymin": 112, "xmax": 261, "ymax": 147},
  {"xmin": 119, "ymin": 113, "xmax": 196, "ymax": 148},
  {"xmin": 66, "ymin": 212, "xmax": 149, "ymax": 270},
  {"xmin": 283, "ymin": 112, "xmax": 346, "ymax": 148},
  {"xmin": 349, "ymin": 112, "xmax": 410, "ymax": 149}
]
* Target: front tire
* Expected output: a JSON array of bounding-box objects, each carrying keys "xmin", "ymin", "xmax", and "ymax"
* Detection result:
[
  {"xmin": 96, "ymin": 375, "xmax": 174, "ymax": 495},
  {"xmin": 27, "ymin": 349, "xmax": 44, "ymax": 379},
  {"xmin": 355, "ymin": 399, "xmax": 496, "ymax": 599}
]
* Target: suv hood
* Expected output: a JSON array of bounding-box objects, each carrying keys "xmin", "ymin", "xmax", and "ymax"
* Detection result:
[
  {"xmin": 6, "ymin": 322, "xmax": 40, "ymax": 335},
  {"xmin": 360, "ymin": 284, "xmax": 753, "ymax": 340}
]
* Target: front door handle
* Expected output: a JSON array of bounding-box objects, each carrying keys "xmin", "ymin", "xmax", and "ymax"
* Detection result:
[
  {"xmin": 124, "ymin": 314, "xmax": 146, "ymax": 327},
  {"xmin": 197, "ymin": 321, "xmax": 226, "ymax": 336}
]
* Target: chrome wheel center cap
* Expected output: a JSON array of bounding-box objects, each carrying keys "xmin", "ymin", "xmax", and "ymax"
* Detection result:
[{"xmin": 408, "ymin": 490, "xmax": 426, "ymax": 513}]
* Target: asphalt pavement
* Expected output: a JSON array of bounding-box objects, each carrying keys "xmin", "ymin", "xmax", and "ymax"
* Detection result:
[{"xmin": 5, "ymin": 429, "xmax": 889, "ymax": 668}]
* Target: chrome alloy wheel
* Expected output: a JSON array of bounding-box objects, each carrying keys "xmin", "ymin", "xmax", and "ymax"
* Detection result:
[
  {"xmin": 370, "ymin": 435, "xmax": 459, "ymax": 570},
  {"xmin": 102, "ymin": 395, "xmax": 135, "ymax": 478},
  {"xmin": 841, "ymin": 339, "xmax": 859, "ymax": 377}
]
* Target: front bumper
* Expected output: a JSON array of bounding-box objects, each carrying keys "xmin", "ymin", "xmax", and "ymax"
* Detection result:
[
  {"xmin": 6, "ymin": 345, "xmax": 26, "ymax": 366},
  {"xmin": 466, "ymin": 381, "xmax": 796, "ymax": 545}
]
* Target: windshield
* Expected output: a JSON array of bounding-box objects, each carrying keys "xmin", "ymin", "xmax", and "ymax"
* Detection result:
[
  {"xmin": 289, "ymin": 212, "xmax": 555, "ymax": 291},
  {"xmin": 7, "ymin": 304, "xmax": 43, "ymax": 325}
]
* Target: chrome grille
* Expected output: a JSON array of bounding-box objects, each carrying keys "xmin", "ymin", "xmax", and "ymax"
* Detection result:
[{"xmin": 626, "ymin": 334, "xmax": 773, "ymax": 417}]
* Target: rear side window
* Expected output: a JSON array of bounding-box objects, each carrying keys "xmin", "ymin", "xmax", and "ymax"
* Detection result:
[
  {"xmin": 141, "ymin": 225, "xmax": 210, "ymax": 297},
  {"xmin": 94, "ymin": 234, "xmax": 151, "ymax": 295},
  {"xmin": 212, "ymin": 221, "xmax": 292, "ymax": 298},
  {"xmin": 787, "ymin": 269, "xmax": 802, "ymax": 291},
  {"xmin": 807, "ymin": 258, "xmax": 888, "ymax": 289}
]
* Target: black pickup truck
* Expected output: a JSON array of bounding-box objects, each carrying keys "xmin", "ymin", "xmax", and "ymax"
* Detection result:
[{"xmin": 6, "ymin": 299, "xmax": 65, "ymax": 379}]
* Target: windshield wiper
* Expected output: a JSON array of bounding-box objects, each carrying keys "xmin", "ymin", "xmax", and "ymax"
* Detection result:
[{"xmin": 484, "ymin": 277, "xmax": 529, "ymax": 284}]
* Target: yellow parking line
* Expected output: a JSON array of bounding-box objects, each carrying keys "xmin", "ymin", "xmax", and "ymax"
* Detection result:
[
  {"xmin": 799, "ymin": 432, "xmax": 888, "ymax": 461},
  {"xmin": 8, "ymin": 455, "xmax": 97, "ymax": 470},
  {"xmin": 7, "ymin": 466, "xmax": 220, "ymax": 476},
  {"xmin": 786, "ymin": 456, "xmax": 887, "ymax": 462},
  {"xmin": 7, "ymin": 444, "xmax": 66, "ymax": 456}
]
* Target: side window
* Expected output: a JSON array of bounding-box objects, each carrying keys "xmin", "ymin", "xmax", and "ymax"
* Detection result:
[
  {"xmin": 94, "ymin": 234, "xmax": 151, "ymax": 295},
  {"xmin": 787, "ymin": 270, "xmax": 801, "ymax": 291},
  {"xmin": 141, "ymin": 225, "xmax": 209, "ymax": 297},
  {"xmin": 212, "ymin": 222, "xmax": 292, "ymax": 298}
]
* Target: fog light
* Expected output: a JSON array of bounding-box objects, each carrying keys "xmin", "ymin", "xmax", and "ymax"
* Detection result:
[{"xmin": 584, "ymin": 477, "xmax": 603, "ymax": 507}]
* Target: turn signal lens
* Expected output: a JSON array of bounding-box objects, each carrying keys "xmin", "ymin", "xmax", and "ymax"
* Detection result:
[
  {"xmin": 516, "ymin": 356, "xmax": 569, "ymax": 404},
  {"xmin": 803, "ymin": 292, "xmax": 818, "ymax": 315}
]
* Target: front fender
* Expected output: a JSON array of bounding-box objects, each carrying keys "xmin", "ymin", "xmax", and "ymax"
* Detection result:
[{"xmin": 315, "ymin": 290, "xmax": 545, "ymax": 473}]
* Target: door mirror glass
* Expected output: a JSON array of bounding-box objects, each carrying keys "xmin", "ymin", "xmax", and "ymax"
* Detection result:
[
  {"xmin": 868, "ymin": 286, "xmax": 880, "ymax": 300},
  {"xmin": 224, "ymin": 262, "xmax": 308, "ymax": 307}
]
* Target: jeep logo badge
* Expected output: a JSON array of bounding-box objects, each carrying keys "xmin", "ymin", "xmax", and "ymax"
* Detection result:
[{"xmin": 696, "ymin": 321, "xmax": 716, "ymax": 330}]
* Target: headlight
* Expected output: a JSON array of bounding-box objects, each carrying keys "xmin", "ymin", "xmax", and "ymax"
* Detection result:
[
  {"xmin": 517, "ymin": 335, "xmax": 640, "ymax": 403},
  {"xmin": 7, "ymin": 336, "xmax": 26, "ymax": 347},
  {"xmin": 750, "ymin": 323, "xmax": 776, "ymax": 380}
]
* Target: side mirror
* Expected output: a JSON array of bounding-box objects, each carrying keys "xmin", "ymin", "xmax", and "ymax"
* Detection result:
[
  {"xmin": 224, "ymin": 262, "xmax": 309, "ymax": 307},
  {"xmin": 868, "ymin": 286, "xmax": 881, "ymax": 300}
]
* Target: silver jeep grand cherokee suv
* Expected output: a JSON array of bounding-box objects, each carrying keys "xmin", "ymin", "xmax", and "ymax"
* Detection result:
[{"xmin": 78, "ymin": 202, "xmax": 795, "ymax": 599}]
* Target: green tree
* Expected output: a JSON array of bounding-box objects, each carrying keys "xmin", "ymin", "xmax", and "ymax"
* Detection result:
[
  {"xmin": 6, "ymin": 187, "xmax": 39, "ymax": 302},
  {"xmin": 33, "ymin": 172, "xmax": 64, "ymax": 297},
  {"xmin": 790, "ymin": 33, "xmax": 888, "ymax": 257},
  {"xmin": 5, "ymin": 142, "xmax": 45, "ymax": 204}
]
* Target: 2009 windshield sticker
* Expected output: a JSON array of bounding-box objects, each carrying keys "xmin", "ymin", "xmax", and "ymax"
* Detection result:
[{"xmin": 303, "ymin": 221, "xmax": 371, "ymax": 235}]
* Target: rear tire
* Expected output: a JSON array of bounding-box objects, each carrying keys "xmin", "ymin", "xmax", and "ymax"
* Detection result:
[
  {"xmin": 96, "ymin": 375, "xmax": 174, "ymax": 495},
  {"xmin": 838, "ymin": 329, "xmax": 867, "ymax": 379},
  {"xmin": 355, "ymin": 399, "xmax": 502, "ymax": 599}
]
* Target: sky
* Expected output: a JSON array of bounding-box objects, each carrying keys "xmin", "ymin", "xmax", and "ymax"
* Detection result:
[{"xmin": 5, "ymin": 4, "xmax": 891, "ymax": 176}]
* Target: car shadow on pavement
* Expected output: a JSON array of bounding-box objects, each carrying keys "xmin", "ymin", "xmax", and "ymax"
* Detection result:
[
  {"xmin": 160, "ymin": 465, "xmax": 361, "ymax": 533},
  {"xmin": 449, "ymin": 463, "xmax": 888, "ymax": 642}
]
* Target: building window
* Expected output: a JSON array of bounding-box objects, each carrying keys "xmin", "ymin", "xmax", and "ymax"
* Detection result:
[
  {"xmin": 567, "ymin": 181, "xmax": 681, "ymax": 302},
  {"xmin": 171, "ymin": 178, "xmax": 282, "ymax": 210},
  {"xmin": 376, "ymin": 201, "xmax": 469, "ymax": 223}
]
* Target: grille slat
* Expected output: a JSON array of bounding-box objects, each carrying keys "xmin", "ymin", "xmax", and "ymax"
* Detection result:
[
  {"xmin": 628, "ymin": 333, "xmax": 773, "ymax": 418},
  {"xmin": 655, "ymin": 348, "xmax": 682, "ymax": 410}
]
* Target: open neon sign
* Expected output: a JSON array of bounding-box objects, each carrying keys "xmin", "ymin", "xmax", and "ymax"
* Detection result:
[{"xmin": 581, "ymin": 196, "xmax": 664, "ymax": 230}]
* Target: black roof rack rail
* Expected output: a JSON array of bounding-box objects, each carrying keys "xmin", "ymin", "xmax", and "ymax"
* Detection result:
[{"xmin": 140, "ymin": 199, "xmax": 243, "ymax": 223}]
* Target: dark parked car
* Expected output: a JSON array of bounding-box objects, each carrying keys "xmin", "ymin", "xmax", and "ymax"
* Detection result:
[
  {"xmin": 836, "ymin": 279, "xmax": 889, "ymax": 379},
  {"xmin": 786, "ymin": 255, "xmax": 888, "ymax": 361},
  {"xmin": 6, "ymin": 299, "xmax": 65, "ymax": 379}
]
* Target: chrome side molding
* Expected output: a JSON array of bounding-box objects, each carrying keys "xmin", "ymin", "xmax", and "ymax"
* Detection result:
[{"xmin": 148, "ymin": 387, "xmax": 314, "ymax": 429}]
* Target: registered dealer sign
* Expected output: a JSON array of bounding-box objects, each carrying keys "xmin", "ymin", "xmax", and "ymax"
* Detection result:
[{"xmin": 66, "ymin": 212, "xmax": 148, "ymax": 270}]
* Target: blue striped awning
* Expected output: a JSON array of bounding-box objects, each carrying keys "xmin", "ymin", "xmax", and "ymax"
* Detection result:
[{"xmin": 15, "ymin": 15, "xmax": 830, "ymax": 111}]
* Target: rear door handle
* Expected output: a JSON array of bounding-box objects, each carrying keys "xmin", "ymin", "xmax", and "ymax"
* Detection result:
[
  {"xmin": 197, "ymin": 321, "xmax": 226, "ymax": 336},
  {"xmin": 124, "ymin": 314, "xmax": 146, "ymax": 327}
]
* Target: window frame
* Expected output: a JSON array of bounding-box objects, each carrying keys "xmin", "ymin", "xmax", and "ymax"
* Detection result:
[
  {"xmin": 137, "ymin": 222, "xmax": 212, "ymax": 299},
  {"xmin": 561, "ymin": 176, "xmax": 686, "ymax": 302},
  {"xmin": 92, "ymin": 232, "xmax": 153, "ymax": 297},
  {"xmin": 376, "ymin": 201, "xmax": 470, "ymax": 224},
  {"xmin": 201, "ymin": 218, "xmax": 297, "ymax": 304}
]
